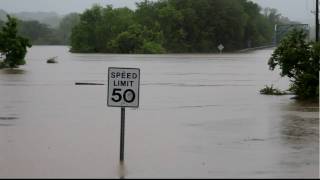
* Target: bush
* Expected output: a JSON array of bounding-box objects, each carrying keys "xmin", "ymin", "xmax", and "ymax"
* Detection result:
[
  {"xmin": 260, "ymin": 85, "xmax": 287, "ymax": 95},
  {"xmin": 0, "ymin": 15, "xmax": 31, "ymax": 69},
  {"xmin": 109, "ymin": 31, "xmax": 143, "ymax": 53},
  {"xmin": 141, "ymin": 41, "xmax": 166, "ymax": 54},
  {"xmin": 268, "ymin": 29, "xmax": 319, "ymax": 99}
]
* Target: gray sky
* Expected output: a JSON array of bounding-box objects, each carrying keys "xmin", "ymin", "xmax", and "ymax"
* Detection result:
[
  {"xmin": 251, "ymin": 0, "xmax": 316, "ymax": 24},
  {"xmin": 0, "ymin": 0, "xmax": 140, "ymax": 14},
  {"xmin": 0, "ymin": 0, "xmax": 317, "ymax": 24}
]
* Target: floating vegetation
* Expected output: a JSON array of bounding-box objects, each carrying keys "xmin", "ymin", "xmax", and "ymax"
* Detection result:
[{"xmin": 260, "ymin": 85, "xmax": 289, "ymax": 95}]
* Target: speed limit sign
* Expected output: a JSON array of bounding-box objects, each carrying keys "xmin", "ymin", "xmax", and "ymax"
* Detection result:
[
  {"xmin": 107, "ymin": 67, "xmax": 140, "ymax": 108},
  {"xmin": 107, "ymin": 67, "xmax": 140, "ymax": 162}
]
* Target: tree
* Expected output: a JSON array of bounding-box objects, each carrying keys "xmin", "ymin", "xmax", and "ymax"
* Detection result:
[
  {"xmin": 108, "ymin": 24, "xmax": 165, "ymax": 53},
  {"xmin": 58, "ymin": 13, "xmax": 80, "ymax": 44},
  {"xmin": 70, "ymin": 0, "xmax": 287, "ymax": 53},
  {"xmin": 70, "ymin": 5, "xmax": 135, "ymax": 52},
  {"xmin": 108, "ymin": 26, "xmax": 144, "ymax": 53},
  {"xmin": 18, "ymin": 20, "xmax": 54, "ymax": 44},
  {"xmin": 268, "ymin": 29, "xmax": 319, "ymax": 99},
  {"xmin": 0, "ymin": 15, "xmax": 31, "ymax": 68}
]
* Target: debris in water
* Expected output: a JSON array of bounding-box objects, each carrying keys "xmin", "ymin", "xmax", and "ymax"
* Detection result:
[{"xmin": 47, "ymin": 56, "xmax": 58, "ymax": 64}]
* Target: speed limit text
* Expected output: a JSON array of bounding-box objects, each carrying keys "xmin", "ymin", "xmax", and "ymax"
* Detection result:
[{"xmin": 111, "ymin": 71, "xmax": 138, "ymax": 87}]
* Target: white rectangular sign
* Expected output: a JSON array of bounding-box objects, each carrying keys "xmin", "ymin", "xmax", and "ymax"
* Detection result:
[{"xmin": 108, "ymin": 67, "xmax": 140, "ymax": 108}]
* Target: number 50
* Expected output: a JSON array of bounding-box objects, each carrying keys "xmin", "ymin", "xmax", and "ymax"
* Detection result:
[{"xmin": 111, "ymin": 88, "xmax": 136, "ymax": 103}]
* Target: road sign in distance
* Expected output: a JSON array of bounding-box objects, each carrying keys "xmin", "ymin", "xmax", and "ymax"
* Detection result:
[{"xmin": 218, "ymin": 44, "xmax": 224, "ymax": 51}]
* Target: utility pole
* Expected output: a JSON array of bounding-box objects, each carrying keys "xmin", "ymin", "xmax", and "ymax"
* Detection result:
[{"xmin": 316, "ymin": 0, "xmax": 319, "ymax": 42}]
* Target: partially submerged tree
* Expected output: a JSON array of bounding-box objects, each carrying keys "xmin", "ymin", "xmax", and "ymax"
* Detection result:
[
  {"xmin": 0, "ymin": 15, "xmax": 31, "ymax": 68},
  {"xmin": 268, "ymin": 29, "xmax": 319, "ymax": 99}
]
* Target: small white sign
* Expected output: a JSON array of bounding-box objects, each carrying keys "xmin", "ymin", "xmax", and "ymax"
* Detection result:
[
  {"xmin": 0, "ymin": 52, "xmax": 5, "ymax": 61},
  {"xmin": 108, "ymin": 67, "xmax": 140, "ymax": 108},
  {"xmin": 218, "ymin": 44, "xmax": 224, "ymax": 51}
]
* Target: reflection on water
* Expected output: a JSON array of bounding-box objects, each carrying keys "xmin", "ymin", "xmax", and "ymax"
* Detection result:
[
  {"xmin": 0, "ymin": 46, "xmax": 318, "ymax": 178},
  {"xmin": 280, "ymin": 100, "xmax": 319, "ymax": 146},
  {"xmin": 281, "ymin": 115, "xmax": 318, "ymax": 144},
  {"xmin": 275, "ymin": 100, "xmax": 319, "ymax": 178},
  {"xmin": 118, "ymin": 163, "xmax": 127, "ymax": 179},
  {"xmin": 282, "ymin": 100, "xmax": 319, "ymax": 112}
]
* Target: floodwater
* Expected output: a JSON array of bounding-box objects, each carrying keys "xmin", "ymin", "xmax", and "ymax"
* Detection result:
[{"xmin": 0, "ymin": 46, "xmax": 318, "ymax": 178}]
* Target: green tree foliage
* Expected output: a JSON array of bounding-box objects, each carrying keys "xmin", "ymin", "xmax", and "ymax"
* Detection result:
[
  {"xmin": 260, "ymin": 84, "xmax": 287, "ymax": 95},
  {"xmin": 0, "ymin": 15, "xmax": 31, "ymax": 68},
  {"xmin": 0, "ymin": 11, "xmax": 80, "ymax": 45},
  {"xmin": 108, "ymin": 24, "xmax": 165, "ymax": 53},
  {"xmin": 58, "ymin": 13, "xmax": 80, "ymax": 44},
  {"xmin": 71, "ymin": 5, "xmax": 137, "ymax": 52},
  {"xmin": 10, "ymin": 13, "xmax": 80, "ymax": 45},
  {"xmin": 268, "ymin": 29, "xmax": 319, "ymax": 99},
  {"xmin": 18, "ymin": 20, "xmax": 60, "ymax": 45},
  {"xmin": 70, "ymin": 0, "xmax": 288, "ymax": 53},
  {"xmin": 0, "ymin": 20, "xmax": 3, "ymax": 28},
  {"xmin": 242, "ymin": 2, "xmax": 273, "ymax": 47}
]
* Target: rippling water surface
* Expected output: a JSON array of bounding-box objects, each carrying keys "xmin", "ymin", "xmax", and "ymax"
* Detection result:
[{"xmin": 0, "ymin": 46, "xmax": 318, "ymax": 178}]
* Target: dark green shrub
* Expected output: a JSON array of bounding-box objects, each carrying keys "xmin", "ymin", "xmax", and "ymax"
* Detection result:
[
  {"xmin": 260, "ymin": 85, "xmax": 287, "ymax": 95},
  {"xmin": 268, "ymin": 29, "xmax": 319, "ymax": 99},
  {"xmin": 0, "ymin": 15, "xmax": 31, "ymax": 69}
]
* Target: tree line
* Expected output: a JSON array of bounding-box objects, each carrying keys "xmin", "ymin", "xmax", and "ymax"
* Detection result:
[
  {"xmin": 0, "ymin": 0, "xmax": 291, "ymax": 53},
  {"xmin": 70, "ymin": 0, "xmax": 291, "ymax": 53},
  {"xmin": 0, "ymin": 13, "xmax": 80, "ymax": 45}
]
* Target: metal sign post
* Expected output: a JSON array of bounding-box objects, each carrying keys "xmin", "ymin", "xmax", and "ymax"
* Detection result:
[
  {"xmin": 120, "ymin": 107, "xmax": 125, "ymax": 162},
  {"xmin": 107, "ymin": 67, "xmax": 140, "ymax": 163}
]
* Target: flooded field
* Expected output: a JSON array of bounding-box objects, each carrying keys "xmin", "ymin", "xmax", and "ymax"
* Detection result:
[{"xmin": 0, "ymin": 46, "xmax": 318, "ymax": 178}]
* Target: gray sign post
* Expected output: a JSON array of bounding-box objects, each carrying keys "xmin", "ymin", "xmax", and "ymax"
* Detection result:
[{"xmin": 107, "ymin": 67, "xmax": 140, "ymax": 163}]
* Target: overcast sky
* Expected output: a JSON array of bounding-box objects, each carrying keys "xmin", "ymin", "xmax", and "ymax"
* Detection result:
[
  {"xmin": 251, "ymin": 0, "xmax": 316, "ymax": 24},
  {"xmin": 0, "ymin": 0, "xmax": 317, "ymax": 24}
]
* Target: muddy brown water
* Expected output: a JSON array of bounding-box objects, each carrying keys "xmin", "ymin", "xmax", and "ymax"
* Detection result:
[{"xmin": 0, "ymin": 46, "xmax": 318, "ymax": 178}]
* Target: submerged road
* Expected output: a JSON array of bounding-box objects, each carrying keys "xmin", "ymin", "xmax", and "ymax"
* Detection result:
[{"xmin": 0, "ymin": 46, "xmax": 318, "ymax": 178}]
